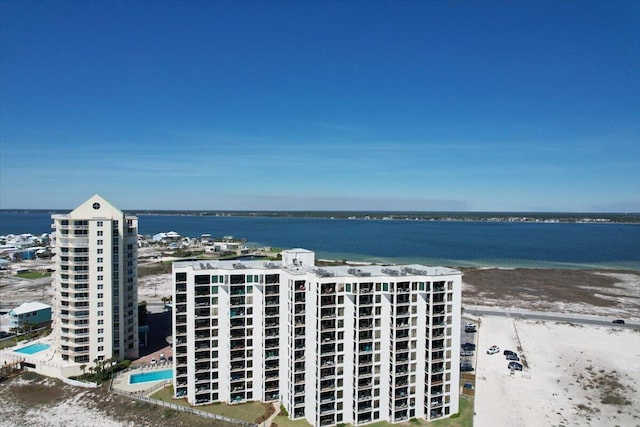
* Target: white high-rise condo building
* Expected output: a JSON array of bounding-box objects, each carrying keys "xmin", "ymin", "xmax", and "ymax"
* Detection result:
[
  {"xmin": 51, "ymin": 195, "xmax": 139, "ymax": 366},
  {"xmin": 173, "ymin": 249, "xmax": 462, "ymax": 426}
]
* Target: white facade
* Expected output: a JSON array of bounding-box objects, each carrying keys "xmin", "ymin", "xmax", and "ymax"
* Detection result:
[
  {"xmin": 173, "ymin": 249, "xmax": 461, "ymax": 426},
  {"xmin": 51, "ymin": 195, "xmax": 139, "ymax": 365}
]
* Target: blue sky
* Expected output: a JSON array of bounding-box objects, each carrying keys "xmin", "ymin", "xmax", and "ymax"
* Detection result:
[{"xmin": 1, "ymin": 1, "xmax": 638, "ymax": 212}]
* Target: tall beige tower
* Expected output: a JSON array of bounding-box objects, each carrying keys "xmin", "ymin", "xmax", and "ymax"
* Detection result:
[{"xmin": 51, "ymin": 195, "xmax": 138, "ymax": 364}]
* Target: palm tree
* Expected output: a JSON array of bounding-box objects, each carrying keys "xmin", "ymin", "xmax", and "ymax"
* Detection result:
[{"xmin": 80, "ymin": 364, "xmax": 87, "ymax": 376}]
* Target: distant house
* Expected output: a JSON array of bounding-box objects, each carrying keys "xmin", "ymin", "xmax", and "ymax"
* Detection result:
[
  {"xmin": 152, "ymin": 231, "xmax": 182, "ymax": 242},
  {"xmin": 8, "ymin": 302, "xmax": 52, "ymax": 330}
]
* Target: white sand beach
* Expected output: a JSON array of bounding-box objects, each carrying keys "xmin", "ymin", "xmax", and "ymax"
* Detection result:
[{"xmin": 474, "ymin": 316, "xmax": 640, "ymax": 427}]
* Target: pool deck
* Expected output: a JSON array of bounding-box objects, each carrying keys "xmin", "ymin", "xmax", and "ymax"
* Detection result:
[{"xmin": 111, "ymin": 362, "xmax": 173, "ymax": 395}]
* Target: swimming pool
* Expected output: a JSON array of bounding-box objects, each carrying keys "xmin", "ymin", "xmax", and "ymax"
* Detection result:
[
  {"xmin": 129, "ymin": 369, "xmax": 173, "ymax": 384},
  {"xmin": 14, "ymin": 342, "xmax": 50, "ymax": 355}
]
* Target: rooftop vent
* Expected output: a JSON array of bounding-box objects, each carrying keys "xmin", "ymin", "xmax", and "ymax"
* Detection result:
[
  {"xmin": 404, "ymin": 267, "xmax": 428, "ymax": 276},
  {"xmin": 382, "ymin": 268, "xmax": 400, "ymax": 276},
  {"xmin": 316, "ymin": 268, "xmax": 334, "ymax": 277}
]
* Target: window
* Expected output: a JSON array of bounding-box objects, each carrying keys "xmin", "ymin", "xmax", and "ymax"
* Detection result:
[
  {"xmin": 98, "ymin": 320, "xmax": 104, "ymax": 325},
  {"xmin": 97, "ymin": 293, "xmax": 103, "ymax": 298},
  {"xmin": 97, "ymin": 284, "xmax": 103, "ymax": 290},
  {"xmin": 97, "ymin": 249, "xmax": 103, "ymax": 254},
  {"xmin": 97, "ymin": 231, "xmax": 103, "ymax": 236},
  {"xmin": 97, "ymin": 221, "xmax": 103, "ymax": 227},
  {"xmin": 97, "ymin": 302, "xmax": 103, "ymax": 308},
  {"xmin": 97, "ymin": 267, "xmax": 103, "ymax": 272},
  {"xmin": 98, "ymin": 337, "xmax": 104, "ymax": 343},
  {"xmin": 97, "ymin": 346, "xmax": 104, "ymax": 351},
  {"xmin": 97, "ymin": 275, "xmax": 103, "ymax": 281},
  {"xmin": 97, "ymin": 240, "xmax": 103, "ymax": 245},
  {"xmin": 98, "ymin": 328, "xmax": 104, "ymax": 334},
  {"xmin": 97, "ymin": 257, "xmax": 103, "ymax": 263},
  {"xmin": 97, "ymin": 311, "xmax": 103, "ymax": 316}
]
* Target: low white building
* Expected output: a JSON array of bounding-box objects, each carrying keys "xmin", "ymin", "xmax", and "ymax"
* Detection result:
[{"xmin": 173, "ymin": 249, "xmax": 462, "ymax": 426}]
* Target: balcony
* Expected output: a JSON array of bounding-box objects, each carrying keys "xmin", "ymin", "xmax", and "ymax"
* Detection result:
[
  {"xmin": 321, "ymin": 296, "xmax": 336, "ymax": 307},
  {"xmin": 265, "ymin": 383, "xmax": 279, "ymax": 395},
  {"xmin": 231, "ymin": 350, "xmax": 245, "ymax": 360},
  {"xmin": 265, "ymin": 338, "xmax": 279, "ymax": 349},
  {"xmin": 358, "ymin": 320, "xmax": 373, "ymax": 329},
  {"xmin": 431, "ymin": 374, "xmax": 444, "ymax": 385},
  {"xmin": 195, "ymin": 320, "xmax": 210, "ymax": 330},
  {"xmin": 396, "ymin": 284, "xmax": 410, "ymax": 293},
  {"xmin": 321, "ymin": 285, "xmax": 335, "ymax": 294},
  {"xmin": 433, "ymin": 284, "xmax": 446, "ymax": 293},
  {"xmin": 230, "ymin": 296, "xmax": 245, "ymax": 307},
  {"xmin": 230, "ymin": 373, "xmax": 245, "ymax": 382},
  {"xmin": 321, "ymin": 320, "xmax": 336, "ymax": 331},
  {"xmin": 321, "ymin": 332, "xmax": 335, "ymax": 343},
  {"xmin": 395, "ymin": 376, "xmax": 409, "ymax": 387},
  {"xmin": 265, "ymin": 360, "xmax": 278, "ymax": 370},
  {"xmin": 320, "ymin": 308, "xmax": 336, "ymax": 319},
  {"xmin": 357, "ymin": 403, "xmax": 372, "ymax": 413},
  {"xmin": 265, "ymin": 307, "xmax": 279, "ymax": 317},
  {"xmin": 265, "ymin": 296, "xmax": 279, "ymax": 306},
  {"xmin": 430, "ymin": 386, "xmax": 444, "ymax": 396},
  {"xmin": 320, "ymin": 344, "xmax": 336, "ymax": 355},
  {"xmin": 358, "ymin": 331, "xmax": 373, "ymax": 341},
  {"xmin": 320, "ymin": 416, "xmax": 335, "ymax": 426},
  {"xmin": 230, "ymin": 309, "xmax": 245, "ymax": 318},
  {"xmin": 265, "ymin": 286, "xmax": 279, "ymax": 295},
  {"xmin": 319, "ymin": 404, "xmax": 335, "ymax": 415},
  {"xmin": 265, "ymin": 350, "xmax": 279, "ymax": 360},
  {"xmin": 320, "ymin": 367, "xmax": 335, "ymax": 378},
  {"xmin": 358, "ymin": 307, "xmax": 373, "ymax": 317},
  {"xmin": 358, "ymin": 343, "xmax": 373, "ymax": 353},
  {"xmin": 358, "ymin": 379, "xmax": 373, "ymax": 388},
  {"xmin": 264, "ymin": 319, "xmax": 278, "ymax": 334},
  {"xmin": 358, "ymin": 366, "xmax": 373, "ymax": 376},
  {"xmin": 230, "ymin": 319, "xmax": 246, "ymax": 329},
  {"xmin": 319, "ymin": 379, "xmax": 335, "ymax": 390},
  {"xmin": 359, "ymin": 295, "xmax": 374, "ymax": 306}
]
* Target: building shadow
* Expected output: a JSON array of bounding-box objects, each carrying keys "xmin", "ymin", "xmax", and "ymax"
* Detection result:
[{"xmin": 138, "ymin": 309, "xmax": 172, "ymax": 357}]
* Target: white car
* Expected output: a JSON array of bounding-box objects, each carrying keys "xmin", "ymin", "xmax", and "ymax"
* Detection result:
[{"xmin": 487, "ymin": 345, "xmax": 500, "ymax": 355}]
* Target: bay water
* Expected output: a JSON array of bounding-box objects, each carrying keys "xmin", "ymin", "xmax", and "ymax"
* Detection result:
[{"xmin": 1, "ymin": 212, "xmax": 639, "ymax": 270}]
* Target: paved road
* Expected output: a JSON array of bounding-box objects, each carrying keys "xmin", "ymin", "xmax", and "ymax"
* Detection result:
[{"xmin": 467, "ymin": 307, "xmax": 640, "ymax": 329}]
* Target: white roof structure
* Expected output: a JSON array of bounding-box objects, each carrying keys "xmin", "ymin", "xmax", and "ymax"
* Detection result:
[{"xmin": 10, "ymin": 302, "xmax": 52, "ymax": 316}]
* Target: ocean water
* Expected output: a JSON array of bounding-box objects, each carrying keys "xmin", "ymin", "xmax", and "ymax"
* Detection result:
[{"xmin": 1, "ymin": 212, "xmax": 639, "ymax": 270}]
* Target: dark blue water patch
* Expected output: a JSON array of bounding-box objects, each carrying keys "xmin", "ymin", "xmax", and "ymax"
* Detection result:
[{"xmin": 1, "ymin": 212, "xmax": 639, "ymax": 269}]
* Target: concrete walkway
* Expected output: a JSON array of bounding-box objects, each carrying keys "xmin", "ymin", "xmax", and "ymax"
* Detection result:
[{"xmin": 263, "ymin": 402, "xmax": 280, "ymax": 427}]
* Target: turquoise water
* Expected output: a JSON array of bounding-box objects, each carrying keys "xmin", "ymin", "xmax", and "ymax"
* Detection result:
[
  {"xmin": 129, "ymin": 369, "xmax": 173, "ymax": 384},
  {"xmin": 14, "ymin": 342, "xmax": 50, "ymax": 355}
]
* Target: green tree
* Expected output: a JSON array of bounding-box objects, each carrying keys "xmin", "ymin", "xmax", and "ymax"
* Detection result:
[{"xmin": 138, "ymin": 301, "xmax": 148, "ymax": 326}]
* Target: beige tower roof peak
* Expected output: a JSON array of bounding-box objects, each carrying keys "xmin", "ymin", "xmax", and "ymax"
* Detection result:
[{"xmin": 69, "ymin": 194, "xmax": 124, "ymax": 219}]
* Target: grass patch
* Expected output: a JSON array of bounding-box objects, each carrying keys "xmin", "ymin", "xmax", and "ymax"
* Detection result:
[
  {"xmin": 429, "ymin": 396, "xmax": 473, "ymax": 427},
  {"xmin": 272, "ymin": 415, "xmax": 313, "ymax": 427},
  {"xmin": 15, "ymin": 271, "xmax": 51, "ymax": 279},
  {"xmin": 150, "ymin": 389, "xmax": 268, "ymax": 423},
  {"xmin": 138, "ymin": 262, "xmax": 173, "ymax": 277},
  {"xmin": 282, "ymin": 397, "xmax": 473, "ymax": 427}
]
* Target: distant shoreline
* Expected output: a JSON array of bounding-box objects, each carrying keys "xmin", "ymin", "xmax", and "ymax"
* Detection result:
[{"xmin": 2, "ymin": 209, "xmax": 639, "ymax": 224}]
